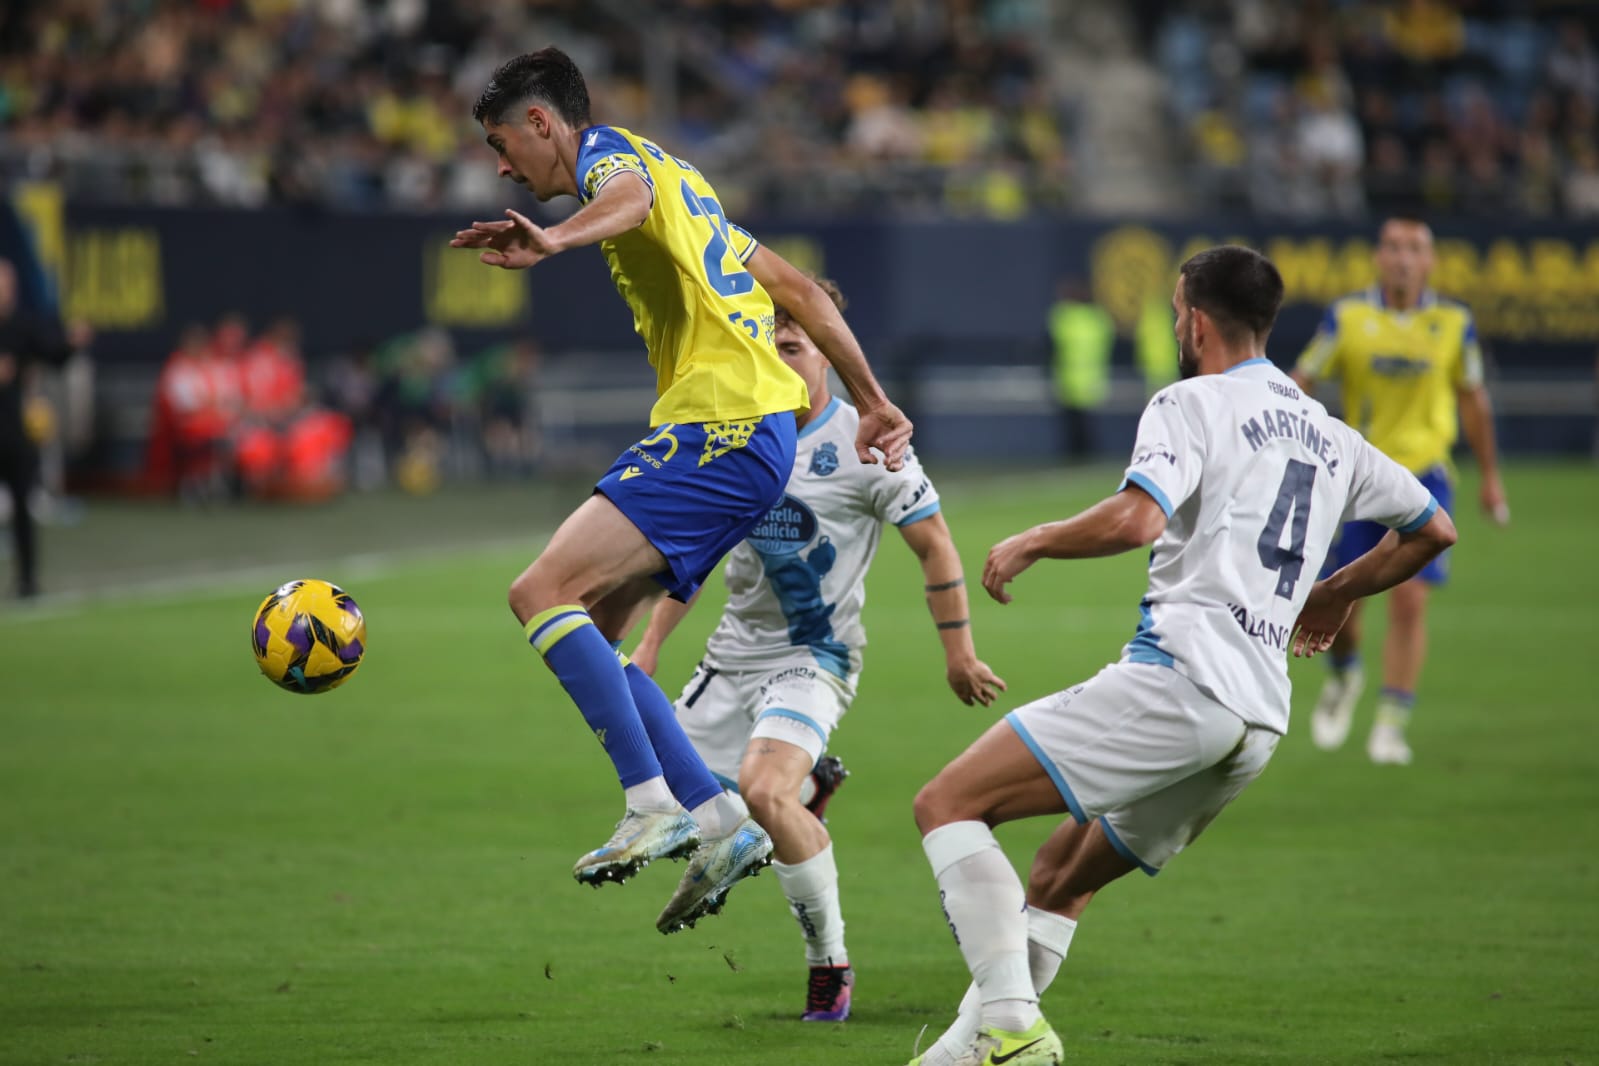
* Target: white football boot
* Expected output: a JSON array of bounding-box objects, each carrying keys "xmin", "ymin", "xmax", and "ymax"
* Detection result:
[
  {"xmin": 1367, "ymin": 710, "xmax": 1414, "ymax": 766},
  {"xmin": 1310, "ymin": 666, "xmax": 1364, "ymax": 751},
  {"xmin": 655, "ymin": 817, "xmax": 773, "ymax": 933},
  {"xmin": 942, "ymin": 1019, "xmax": 1063, "ymax": 1066},
  {"xmin": 573, "ymin": 808, "xmax": 699, "ymax": 886}
]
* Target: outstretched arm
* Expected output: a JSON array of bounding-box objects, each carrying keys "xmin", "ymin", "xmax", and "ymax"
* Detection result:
[
  {"xmin": 1458, "ymin": 383, "xmax": 1509, "ymax": 525},
  {"xmin": 898, "ymin": 513, "xmax": 1006, "ymax": 707},
  {"xmin": 982, "ymin": 486, "xmax": 1168, "ymax": 604},
  {"xmin": 451, "ymin": 174, "xmax": 653, "ymax": 269},
  {"xmin": 744, "ymin": 245, "xmax": 913, "ymax": 471},
  {"xmin": 629, "ymin": 585, "xmax": 704, "ymax": 677},
  {"xmin": 1292, "ymin": 508, "xmax": 1457, "ymax": 656}
]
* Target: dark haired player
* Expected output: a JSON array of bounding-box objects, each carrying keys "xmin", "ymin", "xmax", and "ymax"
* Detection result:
[
  {"xmin": 907, "ymin": 247, "xmax": 1457, "ymax": 1066},
  {"xmin": 450, "ymin": 48, "xmax": 912, "ymax": 934}
]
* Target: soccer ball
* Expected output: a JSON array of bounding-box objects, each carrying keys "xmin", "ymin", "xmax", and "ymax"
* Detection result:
[{"xmin": 250, "ymin": 579, "xmax": 366, "ymax": 694}]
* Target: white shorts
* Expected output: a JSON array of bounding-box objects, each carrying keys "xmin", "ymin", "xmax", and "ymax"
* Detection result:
[
  {"xmin": 1006, "ymin": 662, "xmax": 1280, "ymax": 875},
  {"xmin": 673, "ymin": 661, "xmax": 855, "ymax": 786}
]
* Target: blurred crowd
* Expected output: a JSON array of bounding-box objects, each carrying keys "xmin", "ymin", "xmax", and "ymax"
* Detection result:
[
  {"xmin": 0, "ymin": 0, "xmax": 1069, "ymax": 219},
  {"xmin": 8, "ymin": 0, "xmax": 1599, "ymax": 222},
  {"xmin": 147, "ymin": 313, "xmax": 540, "ymax": 502},
  {"xmin": 1166, "ymin": 1, "xmax": 1599, "ymax": 218}
]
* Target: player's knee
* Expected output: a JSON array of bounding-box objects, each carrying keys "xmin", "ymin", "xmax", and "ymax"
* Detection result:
[
  {"xmin": 740, "ymin": 770, "xmax": 795, "ymax": 824},
  {"xmin": 510, "ymin": 558, "xmax": 585, "ymax": 621},
  {"xmin": 507, "ymin": 571, "xmax": 542, "ymax": 623},
  {"xmin": 913, "ymin": 779, "xmax": 960, "ymax": 834}
]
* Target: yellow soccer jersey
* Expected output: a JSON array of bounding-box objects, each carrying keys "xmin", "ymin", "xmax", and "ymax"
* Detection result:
[
  {"xmin": 1295, "ymin": 287, "xmax": 1483, "ymax": 474},
  {"xmin": 576, "ymin": 125, "xmax": 808, "ymax": 426}
]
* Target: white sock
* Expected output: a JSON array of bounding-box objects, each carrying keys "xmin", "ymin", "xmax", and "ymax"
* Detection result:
[
  {"xmin": 798, "ymin": 774, "xmax": 817, "ymax": 807},
  {"xmin": 623, "ymin": 775, "xmax": 676, "ymax": 812},
  {"xmin": 773, "ymin": 842, "xmax": 847, "ymax": 966},
  {"xmin": 1026, "ymin": 905, "xmax": 1076, "ymax": 989},
  {"xmin": 923, "ymin": 906, "xmax": 1077, "ymax": 1066},
  {"xmin": 689, "ymin": 790, "xmax": 746, "ymax": 839},
  {"xmin": 922, "ymin": 821, "xmax": 1039, "ymax": 1033}
]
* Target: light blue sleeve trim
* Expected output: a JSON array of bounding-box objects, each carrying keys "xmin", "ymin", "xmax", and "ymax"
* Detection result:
[
  {"xmin": 1396, "ymin": 496, "xmax": 1439, "ymax": 534},
  {"xmin": 894, "ymin": 501, "xmax": 942, "ymax": 527},
  {"xmin": 1005, "ymin": 712, "xmax": 1088, "ymax": 824},
  {"xmin": 1121, "ymin": 471, "xmax": 1174, "ymax": 518},
  {"xmin": 1099, "ymin": 817, "xmax": 1160, "ymax": 877},
  {"xmin": 754, "ymin": 707, "xmax": 829, "ymax": 750}
]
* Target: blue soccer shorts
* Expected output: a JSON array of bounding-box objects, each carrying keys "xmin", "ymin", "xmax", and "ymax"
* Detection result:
[
  {"xmin": 1322, "ymin": 464, "xmax": 1453, "ymax": 585},
  {"xmin": 596, "ymin": 412, "xmax": 797, "ymax": 601}
]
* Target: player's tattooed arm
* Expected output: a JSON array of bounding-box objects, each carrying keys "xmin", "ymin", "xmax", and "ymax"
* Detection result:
[{"xmin": 900, "ymin": 512, "xmax": 1006, "ymax": 707}]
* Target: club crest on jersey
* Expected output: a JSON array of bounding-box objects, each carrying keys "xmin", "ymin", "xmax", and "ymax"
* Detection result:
[{"xmin": 809, "ymin": 441, "xmax": 840, "ymax": 477}]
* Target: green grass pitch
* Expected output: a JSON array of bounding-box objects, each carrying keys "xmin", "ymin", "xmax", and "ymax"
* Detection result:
[{"xmin": 2, "ymin": 464, "xmax": 1596, "ymax": 1065}]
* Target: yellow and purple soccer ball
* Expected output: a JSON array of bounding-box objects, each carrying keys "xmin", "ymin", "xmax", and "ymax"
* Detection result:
[{"xmin": 250, "ymin": 579, "xmax": 366, "ymax": 694}]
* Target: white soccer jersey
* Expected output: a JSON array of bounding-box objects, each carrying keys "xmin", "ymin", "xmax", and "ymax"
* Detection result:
[
  {"xmin": 703, "ymin": 397, "xmax": 942, "ymax": 679},
  {"xmin": 1118, "ymin": 357, "xmax": 1438, "ymax": 734}
]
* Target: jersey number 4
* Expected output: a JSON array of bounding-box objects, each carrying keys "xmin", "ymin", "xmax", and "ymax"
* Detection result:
[
  {"xmin": 1257, "ymin": 459, "xmax": 1317, "ymax": 599},
  {"xmin": 680, "ymin": 179, "xmax": 755, "ymax": 298}
]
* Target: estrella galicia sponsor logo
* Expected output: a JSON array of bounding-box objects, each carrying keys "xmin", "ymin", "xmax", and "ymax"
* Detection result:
[
  {"xmin": 746, "ymin": 495, "xmax": 818, "ymax": 555},
  {"xmin": 809, "ymin": 441, "xmax": 839, "ymax": 477}
]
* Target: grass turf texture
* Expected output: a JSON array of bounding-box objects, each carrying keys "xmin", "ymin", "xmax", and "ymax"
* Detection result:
[{"xmin": 2, "ymin": 464, "xmax": 1595, "ymax": 1065}]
